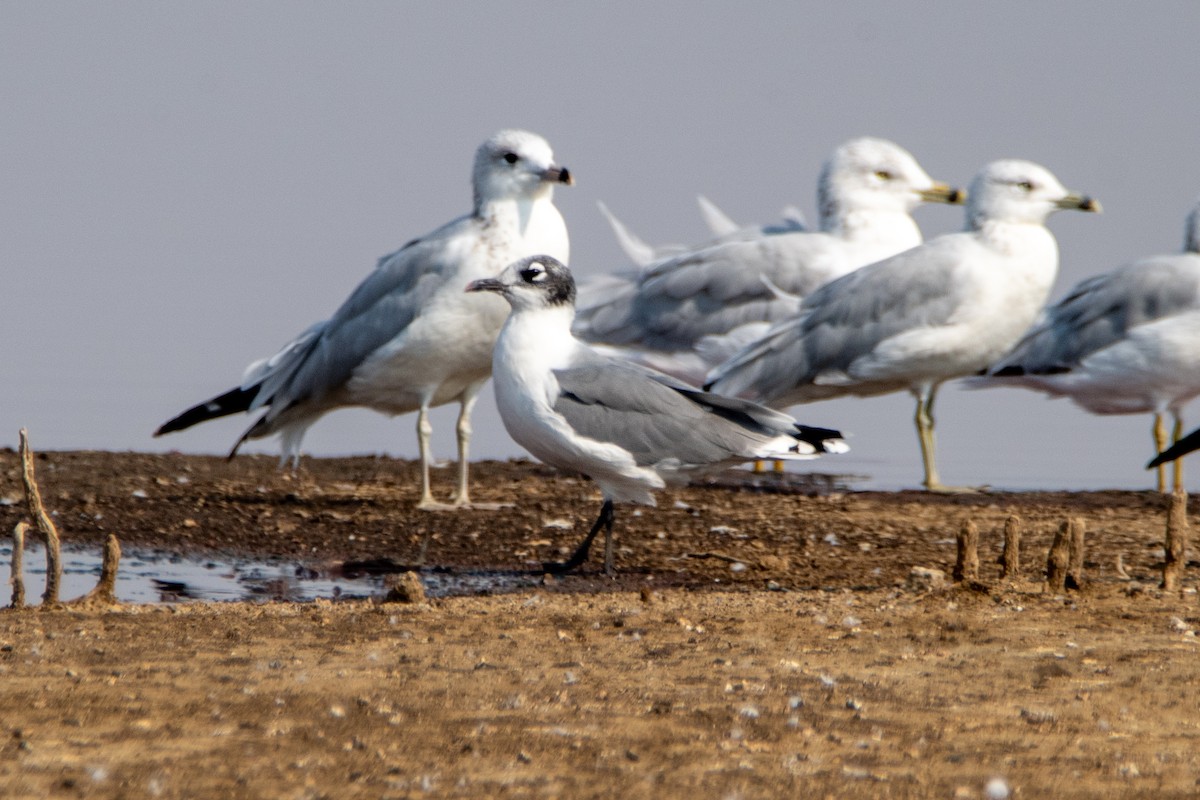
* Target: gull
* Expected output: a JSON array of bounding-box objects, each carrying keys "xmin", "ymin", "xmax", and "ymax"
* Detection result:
[
  {"xmin": 584, "ymin": 198, "xmax": 808, "ymax": 336},
  {"xmin": 597, "ymin": 196, "xmax": 806, "ymax": 268},
  {"xmin": 155, "ymin": 129, "xmax": 573, "ymax": 509},
  {"xmin": 573, "ymin": 137, "xmax": 963, "ymax": 385},
  {"xmin": 706, "ymin": 160, "xmax": 1100, "ymax": 492},
  {"xmin": 467, "ymin": 255, "xmax": 847, "ymax": 575},
  {"xmin": 978, "ymin": 196, "xmax": 1200, "ymax": 492},
  {"xmin": 596, "ymin": 200, "xmax": 690, "ymax": 267}
]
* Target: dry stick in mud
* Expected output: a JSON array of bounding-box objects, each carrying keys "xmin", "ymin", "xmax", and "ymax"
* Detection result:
[
  {"xmin": 1162, "ymin": 490, "xmax": 1189, "ymax": 592},
  {"xmin": 10, "ymin": 521, "xmax": 28, "ymax": 608},
  {"xmin": 19, "ymin": 428, "xmax": 61, "ymax": 604},
  {"xmin": 1001, "ymin": 514, "xmax": 1021, "ymax": 580},
  {"xmin": 77, "ymin": 534, "xmax": 121, "ymax": 606},
  {"xmin": 1046, "ymin": 520, "xmax": 1071, "ymax": 593},
  {"xmin": 1065, "ymin": 517, "xmax": 1087, "ymax": 590},
  {"xmin": 954, "ymin": 519, "xmax": 980, "ymax": 583}
]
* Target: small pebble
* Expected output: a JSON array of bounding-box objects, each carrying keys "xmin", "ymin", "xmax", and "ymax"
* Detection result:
[{"xmin": 985, "ymin": 776, "xmax": 1011, "ymax": 799}]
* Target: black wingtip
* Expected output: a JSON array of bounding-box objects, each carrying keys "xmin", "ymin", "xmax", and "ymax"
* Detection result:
[
  {"xmin": 155, "ymin": 385, "xmax": 259, "ymax": 436},
  {"xmin": 795, "ymin": 424, "xmax": 847, "ymax": 453},
  {"xmin": 1147, "ymin": 427, "xmax": 1200, "ymax": 469}
]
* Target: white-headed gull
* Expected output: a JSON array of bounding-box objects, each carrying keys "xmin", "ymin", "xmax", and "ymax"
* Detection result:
[
  {"xmin": 156, "ymin": 129, "xmax": 573, "ymax": 509},
  {"xmin": 574, "ymin": 137, "xmax": 963, "ymax": 385},
  {"xmin": 706, "ymin": 160, "xmax": 1100, "ymax": 492},
  {"xmin": 978, "ymin": 196, "xmax": 1200, "ymax": 491}
]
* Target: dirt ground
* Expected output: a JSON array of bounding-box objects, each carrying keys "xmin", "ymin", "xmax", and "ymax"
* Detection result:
[{"xmin": 2, "ymin": 450, "xmax": 1200, "ymax": 798}]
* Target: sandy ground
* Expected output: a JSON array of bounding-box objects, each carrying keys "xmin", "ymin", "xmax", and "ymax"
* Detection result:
[{"xmin": 2, "ymin": 450, "xmax": 1200, "ymax": 798}]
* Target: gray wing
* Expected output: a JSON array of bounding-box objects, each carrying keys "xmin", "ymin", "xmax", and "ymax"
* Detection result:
[
  {"xmin": 245, "ymin": 213, "xmax": 478, "ymax": 415},
  {"xmin": 551, "ymin": 354, "xmax": 801, "ymax": 468},
  {"xmin": 991, "ymin": 255, "xmax": 1200, "ymax": 375},
  {"xmin": 573, "ymin": 233, "xmax": 840, "ymax": 350},
  {"xmin": 708, "ymin": 235, "xmax": 970, "ymax": 402}
]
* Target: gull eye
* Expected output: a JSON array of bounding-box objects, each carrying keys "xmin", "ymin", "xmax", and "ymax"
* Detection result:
[
  {"xmin": 503, "ymin": 152, "xmax": 519, "ymax": 165},
  {"xmin": 520, "ymin": 264, "xmax": 545, "ymax": 283},
  {"xmin": 1016, "ymin": 180, "xmax": 1034, "ymax": 191},
  {"xmin": 874, "ymin": 170, "xmax": 893, "ymax": 181}
]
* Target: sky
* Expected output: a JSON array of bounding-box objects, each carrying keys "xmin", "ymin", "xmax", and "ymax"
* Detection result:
[{"xmin": 4, "ymin": 2, "xmax": 1200, "ymax": 491}]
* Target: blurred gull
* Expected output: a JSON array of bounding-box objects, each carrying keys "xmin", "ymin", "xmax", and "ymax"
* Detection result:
[
  {"xmin": 155, "ymin": 129, "xmax": 573, "ymax": 509},
  {"xmin": 706, "ymin": 160, "xmax": 1100, "ymax": 492},
  {"xmin": 975, "ymin": 197, "xmax": 1200, "ymax": 490},
  {"xmin": 573, "ymin": 137, "xmax": 963, "ymax": 385},
  {"xmin": 598, "ymin": 195, "xmax": 806, "ymax": 268},
  {"xmin": 467, "ymin": 256, "xmax": 846, "ymax": 575}
]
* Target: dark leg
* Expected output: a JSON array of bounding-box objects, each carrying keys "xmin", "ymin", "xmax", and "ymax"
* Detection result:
[{"xmin": 543, "ymin": 499, "xmax": 615, "ymax": 575}]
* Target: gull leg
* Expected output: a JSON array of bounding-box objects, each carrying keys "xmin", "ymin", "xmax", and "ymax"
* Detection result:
[
  {"xmin": 447, "ymin": 383, "xmax": 511, "ymax": 510},
  {"xmin": 914, "ymin": 387, "xmax": 941, "ymax": 491},
  {"xmin": 1153, "ymin": 412, "xmax": 1168, "ymax": 493},
  {"xmin": 1173, "ymin": 413, "xmax": 1184, "ymax": 494},
  {"xmin": 452, "ymin": 387, "xmax": 479, "ymax": 506},
  {"xmin": 543, "ymin": 499, "xmax": 615, "ymax": 575},
  {"xmin": 914, "ymin": 385, "xmax": 975, "ymax": 493},
  {"xmin": 415, "ymin": 404, "xmax": 441, "ymax": 510}
]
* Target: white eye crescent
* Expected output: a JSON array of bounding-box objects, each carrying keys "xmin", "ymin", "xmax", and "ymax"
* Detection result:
[{"xmin": 520, "ymin": 264, "xmax": 547, "ymax": 283}]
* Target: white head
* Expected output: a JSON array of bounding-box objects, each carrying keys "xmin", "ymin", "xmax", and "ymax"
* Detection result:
[
  {"xmin": 466, "ymin": 255, "xmax": 576, "ymax": 313},
  {"xmin": 472, "ymin": 129, "xmax": 573, "ymax": 211},
  {"xmin": 817, "ymin": 137, "xmax": 962, "ymax": 230},
  {"xmin": 965, "ymin": 160, "xmax": 1100, "ymax": 230}
]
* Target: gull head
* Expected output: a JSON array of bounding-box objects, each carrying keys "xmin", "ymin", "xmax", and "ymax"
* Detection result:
[
  {"xmin": 818, "ymin": 137, "xmax": 963, "ymax": 227},
  {"xmin": 473, "ymin": 129, "xmax": 573, "ymax": 209},
  {"xmin": 466, "ymin": 255, "xmax": 576, "ymax": 311},
  {"xmin": 966, "ymin": 160, "xmax": 1100, "ymax": 229}
]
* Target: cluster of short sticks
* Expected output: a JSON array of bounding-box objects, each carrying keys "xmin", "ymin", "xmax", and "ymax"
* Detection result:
[
  {"xmin": 953, "ymin": 495, "xmax": 1189, "ymax": 594},
  {"xmin": 9, "ymin": 428, "xmax": 121, "ymax": 608}
]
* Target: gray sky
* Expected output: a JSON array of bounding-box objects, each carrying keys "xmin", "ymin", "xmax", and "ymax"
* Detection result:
[{"xmin": 4, "ymin": 2, "xmax": 1200, "ymax": 490}]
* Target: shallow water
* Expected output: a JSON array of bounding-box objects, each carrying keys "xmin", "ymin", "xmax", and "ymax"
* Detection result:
[{"xmin": 0, "ymin": 542, "xmax": 541, "ymax": 606}]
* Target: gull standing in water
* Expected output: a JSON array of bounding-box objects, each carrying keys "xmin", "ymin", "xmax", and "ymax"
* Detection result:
[
  {"xmin": 468, "ymin": 256, "xmax": 847, "ymax": 575},
  {"xmin": 156, "ymin": 129, "xmax": 573, "ymax": 509},
  {"xmin": 706, "ymin": 160, "xmax": 1100, "ymax": 492},
  {"xmin": 976, "ymin": 196, "xmax": 1200, "ymax": 492},
  {"xmin": 573, "ymin": 137, "xmax": 963, "ymax": 385}
]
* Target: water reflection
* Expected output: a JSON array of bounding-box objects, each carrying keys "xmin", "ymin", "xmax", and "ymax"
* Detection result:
[{"xmin": 0, "ymin": 542, "xmax": 540, "ymax": 605}]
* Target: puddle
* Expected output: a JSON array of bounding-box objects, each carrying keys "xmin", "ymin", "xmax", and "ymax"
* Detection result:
[{"xmin": 0, "ymin": 542, "xmax": 541, "ymax": 605}]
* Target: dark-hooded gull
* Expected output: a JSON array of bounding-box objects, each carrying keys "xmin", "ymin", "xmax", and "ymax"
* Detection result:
[
  {"xmin": 467, "ymin": 255, "xmax": 846, "ymax": 575},
  {"xmin": 706, "ymin": 160, "xmax": 1100, "ymax": 492},
  {"xmin": 155, "ymin": 129, "xmax": 573, "ymax": 510}
]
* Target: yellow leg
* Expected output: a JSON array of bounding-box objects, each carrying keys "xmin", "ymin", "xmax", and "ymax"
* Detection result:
[
  {"xmin": 1153, "ymin": 413, "xmax": 1167, "ymax": 494},
  {"xmin": 914, "ymin": 385, "xmax": 974, "ymax": 493},
  {"xmin": 914, "ymin": 388, "xmax": 942, "ymax": 491},
  {"xmin": 1173, "ymin": 414, "xmax": 1184, "ymax": 494}
]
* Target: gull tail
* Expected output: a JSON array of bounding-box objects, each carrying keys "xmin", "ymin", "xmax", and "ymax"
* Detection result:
[
  {"xmin": 154, "ymin": 385, "xmax": 259, "ymax": 437},
  {"xmin": 597, "ymin": 201, "xmax": 657, "ymax": 267},
  {"xmin": 696, "ymin": 195, "xmax": 739, "ymax": 237}
]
